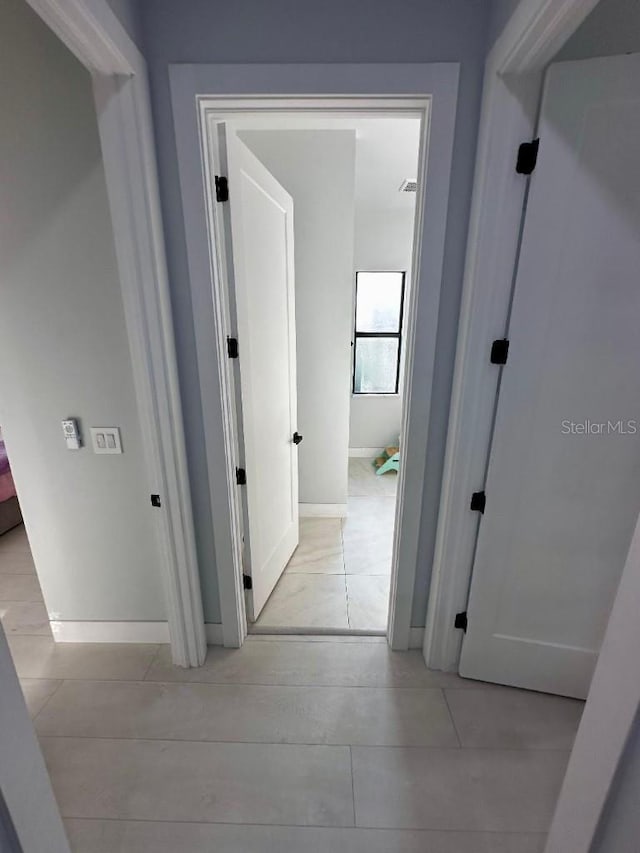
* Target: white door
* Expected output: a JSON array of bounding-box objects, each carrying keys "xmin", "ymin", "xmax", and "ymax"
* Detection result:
[
  {"xmin": 459, "ymin": 54, "xmax": 640, "ymax": 699},
  {"xmin": 223, "ymin": 128, "xmax": 299, "ymax": 621}
]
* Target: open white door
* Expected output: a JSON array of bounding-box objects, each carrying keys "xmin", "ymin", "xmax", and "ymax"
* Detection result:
[
  {"xmin": 222, "ymin": 127, "xmax": 299, "ymax": 621},
  {"xmin": 459, "ymin": 53, "xmax": 640, "ymax": 698}
]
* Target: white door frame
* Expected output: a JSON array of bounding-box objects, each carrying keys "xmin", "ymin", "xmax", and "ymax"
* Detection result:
[
  {"xmin": 25, "ymin": 0, "xmax": 206, "ymax": 667},
  {"xmin": 170, "ymin": 64, "xmax": 460, "ymax": 650},
  {"xmin": 423, "ymin": 0, "xmax": 600, "ymax": 672}
]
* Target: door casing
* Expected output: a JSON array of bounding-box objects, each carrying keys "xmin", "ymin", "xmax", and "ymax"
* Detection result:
[
  {"xmin": 189, "ymin": 97, "xmax": 434, "ymax": 649},
  {"xmin": 169, "ymin": 67, "xmax": 460, "ymax": 651}
]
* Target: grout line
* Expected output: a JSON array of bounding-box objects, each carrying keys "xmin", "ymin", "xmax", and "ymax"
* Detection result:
[
  {"xmin": 349, "ymin": 746, "xmax": 357, "ymax": 826},
  {"xmin": 6, "ymin": 631, "xmax": 53, "ymax": 637},
  {"xmin": 441, "ymin": 688, "xmax": 463, "ymax": 748},
  {"xmin": 142, "ymin": 645, "xmax": 162, "ymax": 681},
  {"xmin": 341, "ymin": 522, "xmax": 352, "ymax": 629},
  {"xmin": 58, "ymin": 815, "xmax": 550, "ymax": 835},
  {"xmin": 0, "ymin": 575, "xmax": 40, "ymax": 581},
  {"xmin": 37, "ymin": 733, "xmax": 573, "ymax": 753},
  {"xmin": 0, "ymin": 598, "xmax": 46, "ymax": 603},
  {"xmin": 29, "ymin": 678, "xmax": 65, "ymax": 722},
  {"xmin": 25, "ymin": 674, "xmax": 477, "ymax": 690}
]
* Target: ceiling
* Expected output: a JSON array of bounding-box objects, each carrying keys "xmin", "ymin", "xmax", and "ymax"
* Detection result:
[{"xmin": 236, "ymin": 115, "xmax": 422, "ymax": 214}]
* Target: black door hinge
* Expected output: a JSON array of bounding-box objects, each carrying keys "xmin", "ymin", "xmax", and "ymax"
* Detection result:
[
  {"xmin": 236, "ymin": 467, "xmax": 247, "ymax": 486},
  {"xmin": 150, "ymin": 494, "xmax": 162, "ymax": 508},
  {"xmin": 490, "ymin": 338, "xmax": 509, "ymax": 365},
  {"xmin": 243, "ymin": 573, "xmax": 253, "ymax": 590},
  {"xmin": 454, "ymin": 611, "xmax": 468, "ymax": 632},
  {"xmin": 227, "ymin": 336, "xmax": 239, "ymax": 358},
  {"xmin": 470, "ymin": 491, "xmax": 486, "ymax": 514},
  {"xmin": 215, "ymin": 175, "xmax": 229, "ymax": 202},
  {"xmin": 516, "ymin": 138, "xmax": 539, "ymax": 175}
]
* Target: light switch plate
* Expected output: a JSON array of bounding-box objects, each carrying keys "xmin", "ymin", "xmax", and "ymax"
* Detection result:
[{"xmin": 90, "ymin": 427, "xmax": 122, "ymax": 454}]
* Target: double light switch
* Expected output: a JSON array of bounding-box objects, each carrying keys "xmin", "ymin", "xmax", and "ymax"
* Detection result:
[{"xmin": 90, "ymin": 427, "xmax": 122, "ymax": 454}]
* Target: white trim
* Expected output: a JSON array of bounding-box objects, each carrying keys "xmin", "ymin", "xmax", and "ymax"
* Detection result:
[
  {"xmin": 424, "ymin": 0, "xmax": 599, "ymax": 673},
  {"xmin": 299, "ymin": 503, "xmax": 348, "ymax": 518},
  {"xmin": 204, "ymin": 623, "xmax": 224, "ymax": 645},
  {"xmin": 25, "ymin": 0, "xmax": 137, "ymax": 74},
  {"xmin": 170, "ymin": 66, "xmax": 459, "ymax": 654},
  {"xmin": 496, "ymin": 0, "xmax": 600, "ymax": 74},
  {"xmin": 250, "ymin": 626, "xmax": 386, "ymax": 638},
  {"xmin": 50, "ymin": 621, "xmax": 170, "ymax": 644},
  {"xmin": 24, "ymin": 0, "xmax": 206, "ymax": 668},
  {"xmin": 408, "ymin": 626, "xmax": 424, "ymax": 649},
  {"xmin": 348, "ymin": 447, "xmax": 382, "ymax": 458},
  {"xmin": 350, "ymin": 394, "xmax": 400, "ymax": 399}
]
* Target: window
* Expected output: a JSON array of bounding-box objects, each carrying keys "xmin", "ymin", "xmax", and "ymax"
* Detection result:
[{"xmin": 352, "ymin": 271, "xmax": 405, "ymax": 394}]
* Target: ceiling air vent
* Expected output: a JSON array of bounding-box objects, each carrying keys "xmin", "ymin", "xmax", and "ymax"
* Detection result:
[{"xmin": 399, "ymin": 179, "xmax": 418, "ymax": 193}]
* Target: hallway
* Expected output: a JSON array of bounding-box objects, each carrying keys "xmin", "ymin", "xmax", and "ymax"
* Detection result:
[
  {"xmin": 1, "ymin": 524, "xmax": 583, "ymax": 852},
  {"xmin": 17, "ymin": 635, "xmax": 583, "ymax": 852}
]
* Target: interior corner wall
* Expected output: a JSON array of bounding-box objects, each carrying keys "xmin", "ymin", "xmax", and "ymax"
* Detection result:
[
  {"xmin": 349, "ymin": 207, "xmax": 416, "ymax": 451},
  {"xmin": 555, "ymin": 0, "xmax": 640, "ymax": 60},
  {"xmin": 0, "ymin": 0, "xmax": 164, "ymax": 622},
  {"xmin": 138, "ymin": 0, "xmax": 491, "ymax": 627},
  {"xmin": 485, "ymin": 0, "xmax": 521, "ymax": 49},
  {"xmin": 240, "ymin": 130, "xmax": 356, "ymax": 507},
  {"xmin": 105, "ymin": 0, "xmax": 143, "ymax": 49}
]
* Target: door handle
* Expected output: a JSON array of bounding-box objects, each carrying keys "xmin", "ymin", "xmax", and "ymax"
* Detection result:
[{"xmin": 293, "ymin": 432, "xmax": 303, "ymax": 445}]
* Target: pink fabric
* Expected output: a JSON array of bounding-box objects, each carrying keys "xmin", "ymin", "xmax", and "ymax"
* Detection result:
[{"xmin": 0, "ymin": 470, "xmax": 16, "ymax": 503}]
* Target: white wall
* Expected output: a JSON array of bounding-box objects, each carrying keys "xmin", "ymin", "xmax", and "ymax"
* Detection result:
[
  {"xmin": 0, "ymin": 0, "xmax": 164, "ymax": 622},
  {"xmin": 240, "ymin": 130, "xmax": 356, "ymax": 507},
  {"xmin": 350, "ymin": 207, "xmax": 415, "ymax": 450}
]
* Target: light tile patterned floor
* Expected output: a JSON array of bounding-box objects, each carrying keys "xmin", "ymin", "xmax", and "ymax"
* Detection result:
[
  {"xmin": 1, "ymin": 513, "xmax": 584, "ymax": 853},
  {"xmin": 15, "ymin": 634, "xmax": 582, "ymax": 852},
  {"xmin": 256, "ymin": 459, "xmax": 397, "ymax": 631}
]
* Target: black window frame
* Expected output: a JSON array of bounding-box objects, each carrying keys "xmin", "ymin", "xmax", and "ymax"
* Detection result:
[{"xmin": 352, "ymin": 270, "xmax": 406, "ymax": 396}]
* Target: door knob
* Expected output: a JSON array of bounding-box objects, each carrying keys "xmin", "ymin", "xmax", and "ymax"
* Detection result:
[{"xmin": 293, "ymin": 432, "xmax": 303, "ymax": 445}]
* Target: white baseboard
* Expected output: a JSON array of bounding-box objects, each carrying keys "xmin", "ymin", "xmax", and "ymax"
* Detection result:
[
  {"xmin": 299, "ymin": 503, "xmax": 348, "ymax": 518},
  {"xmin": 409, "ymin": 626, "xmax": 425, "ymax": 649},
  {"xmin": 50, "ymin": 620, "xmax": 225, "ymax": 646},
  {"xmin": 349, "ymin": 447, "xmax": 380, "ymax": 458},
  {"xmin": 50, "ymin": 621, "xmax": 170, "ymax": 644},
  {"xmin": 205, "ymin": 623, "xmax": 224, "ymax": 645}
]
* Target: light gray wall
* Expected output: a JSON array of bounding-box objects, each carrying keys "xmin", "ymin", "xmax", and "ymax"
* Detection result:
[
  {"xmin": 240, "ymin": 130, "xmax": 356, "ymax": 507},
  {"xmin": 138, "ymin": 0, "xmax": 490, "ymax": 626},
  {"xmin": 0, "ymin": 0, "xmax": 163, "ymax": 622},
  {"xmin": 350, "ymin": 208, "xmax": 415, "ymax": 450},
  {"xmin": 557, "ymin": 0, "xmax": 640, "ymax": 60}
]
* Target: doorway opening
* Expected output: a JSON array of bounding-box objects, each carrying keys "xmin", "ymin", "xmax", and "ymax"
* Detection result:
[
  {"xmin": 0, "ymin": 428, "xmax": 47, "ymax": 641},
  {"xmin": 199, "ymin": 106, "xmax": 425, "ymax": 640}
]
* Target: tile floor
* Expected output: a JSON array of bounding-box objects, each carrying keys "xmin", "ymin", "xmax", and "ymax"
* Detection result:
[
  {"xmin": 0, "ymin": 525, "xmax": 585, "ymax": 852},
  {"xmin": 255, "ymin": 458, "xmax": 397, "ymax": 631},
  {"xmin": 0, "ymin": 524, "xmax": 50, "ymax": 637}
]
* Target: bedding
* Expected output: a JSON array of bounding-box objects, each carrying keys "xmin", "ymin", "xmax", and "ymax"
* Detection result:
[{"xmin": 0, "ymin": 439, "xmax": 17, "ymax": 503}]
